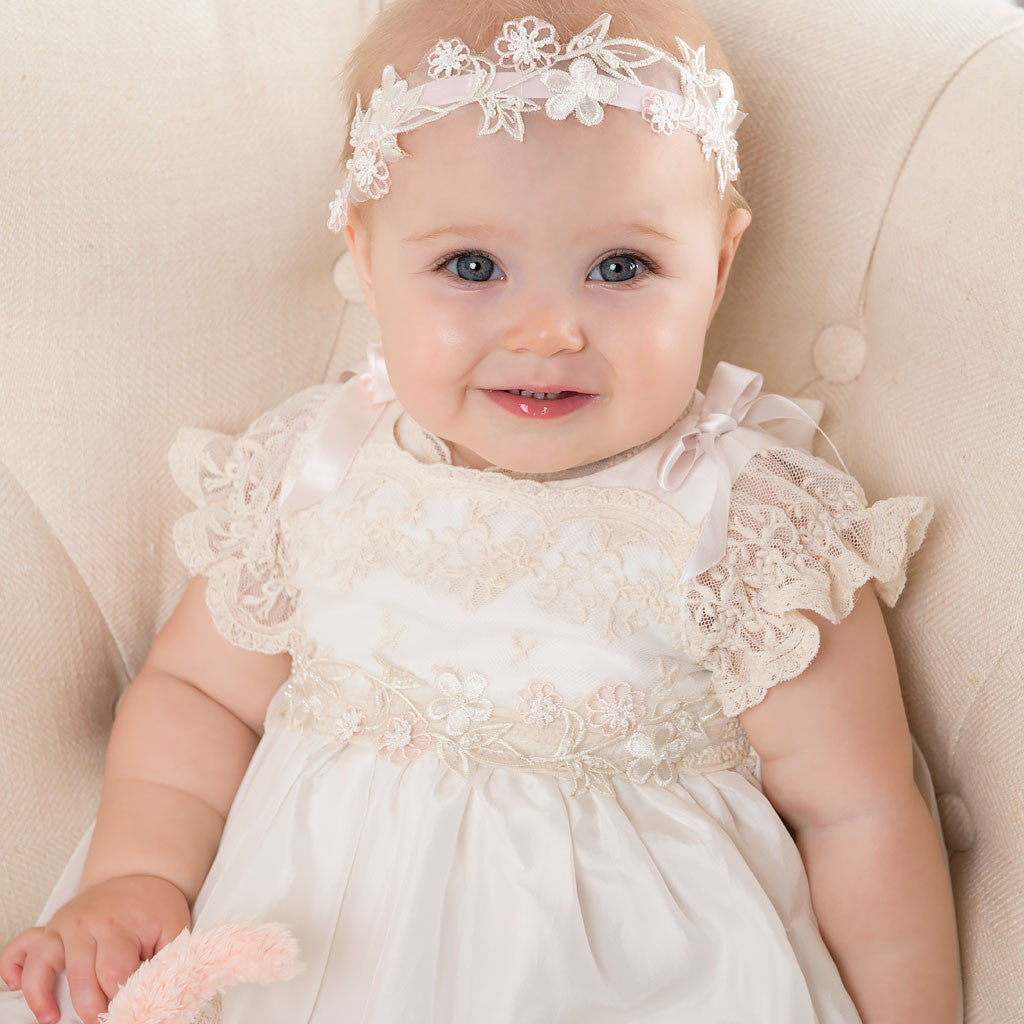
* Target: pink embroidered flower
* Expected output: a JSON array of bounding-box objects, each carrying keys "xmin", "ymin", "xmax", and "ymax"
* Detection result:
[
  {"xmin": 641, "ymin": 91, "xmax": 687, "ymax": 135},
  {"xmin": 494, "ymin": 16, "xmax": 560, "ymax": 72},
  {"xmin": 427, "ymin": 38, "xmax": 471, "ymax": 78},
  {"xmin": 584, "ymin": 683, "xmax": 648, "ymax": 735},
  {"xmin": 333, "ymin": 704, "xmax": 367, "ymax": 743},
  {"xmin": 349, "ymin": 143, "xmax": 390, "ymax": 200},
  {"xmin": 516, "ymin": 681, "xmax": 565, "ymax": 726},
  {"xmin": 378, "ymin": 711, "xmax": 431, "ymax": 762}
]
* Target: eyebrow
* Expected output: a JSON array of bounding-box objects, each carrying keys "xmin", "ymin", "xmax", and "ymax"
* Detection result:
[{"xmin": 402, "ymin": 221, "xmax": 678, "ymax": 244}]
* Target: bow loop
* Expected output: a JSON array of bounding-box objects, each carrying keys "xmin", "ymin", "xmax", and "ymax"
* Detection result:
[
  {"xmin": 355, "ymin": 342, "xmax": 396, "ymax": 405},
  {"xmin": 656, "ymin": 361, "xmax": 849, "ymax": 584}
]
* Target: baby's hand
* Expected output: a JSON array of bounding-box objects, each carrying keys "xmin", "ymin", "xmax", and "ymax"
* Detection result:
[{"xmin": 0, "ymin": 874, "xmax": 190, "ymax": 1024}]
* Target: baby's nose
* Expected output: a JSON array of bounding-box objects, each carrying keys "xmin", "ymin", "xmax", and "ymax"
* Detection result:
[{"xmin": 501, "ymin": 302, "xmax": 586, "ymax": 357}]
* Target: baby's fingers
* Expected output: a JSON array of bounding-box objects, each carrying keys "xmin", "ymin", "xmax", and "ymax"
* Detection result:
[
  {"xmin": 0, "ymin": 926, "xmax": 40, "ymax": 991},
  {"xmin": 17, "ymin": 930, "xmax": 65, "ymax": 1023},
  {"xmin": 62, "ymin": 935, "xmax": 109, "ymax": 1024},
  {"xmin": 92, "ymin": 928, "xmax": 142, "ymax": 1003}
]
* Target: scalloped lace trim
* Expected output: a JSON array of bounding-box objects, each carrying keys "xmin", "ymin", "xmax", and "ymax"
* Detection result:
[
  {"xmin": 167, "ymin": 384, "xmax": 338, "ymax": 653},
  {"xmin": 681, "ymin": 446, "xmax": 934, "ymax": 717}
]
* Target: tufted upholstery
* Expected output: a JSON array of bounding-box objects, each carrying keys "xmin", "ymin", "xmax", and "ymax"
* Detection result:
[{"xmin": 1, "ymin": 0, "xmax": 1021, "ymax": 1019}]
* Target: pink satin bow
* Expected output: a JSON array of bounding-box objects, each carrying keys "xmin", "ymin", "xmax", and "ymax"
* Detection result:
[
  {"xmin": 359, "ymin": 342, "xmax": 396, "ymax": 404},
  {"xmin": 657, "ymin": 361, "xmax": 848, "ymax": 584},
  {"xmin": 278, "ymin": 343, "xmax": 394, "ymax": 515}
]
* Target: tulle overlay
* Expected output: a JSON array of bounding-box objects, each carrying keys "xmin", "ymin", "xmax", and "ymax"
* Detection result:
[{"xmin": 0, "ymin": 378, "xmax": 934, "ymax": 1023}]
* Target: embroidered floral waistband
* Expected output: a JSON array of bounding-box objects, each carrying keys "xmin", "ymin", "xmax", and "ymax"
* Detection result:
[{"xmin": 269, "ymin": 636, "xmax": 755, "ymax": 797}]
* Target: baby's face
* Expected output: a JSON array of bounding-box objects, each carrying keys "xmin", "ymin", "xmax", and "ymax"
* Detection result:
[{"xmin": 345, "ymin": 104, "xmax": 751, "ymax": 473}]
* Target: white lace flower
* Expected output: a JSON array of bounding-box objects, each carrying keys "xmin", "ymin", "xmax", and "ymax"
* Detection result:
[
  {"xmin": 494, "ymin": 16, "xmax": 560, "ymax": 72},
  {"xmin": 641, "ymin": 91, "xmax": 687, "ymax": 135},
  {"xmin": 625, "ymin": 722, "xmax": 689, "ymax": 786},
  {"xmin": 696, "ymin": 95, "xmax": 741, "ymax": 194},
  {"xmin": 427, "ymin": 38, "xmax": 471, "ymax": 79},
  {"xmin": 348, "ymin": 144, "xmax": 390, "ymax": 200},
  {"xmin": 332, "ymin": 704, "xmax": 367, "ymax": 743},
  {"xmin": 516, "ymin": 681, "xmax": 565, "ymax": 726},
  {"xmin": 541, "ymin": 56, "xmax": 618, "ymax": 127},
  {"xmin": 427, "ymin": 669, "xmax": 494, "ymax": 736}
]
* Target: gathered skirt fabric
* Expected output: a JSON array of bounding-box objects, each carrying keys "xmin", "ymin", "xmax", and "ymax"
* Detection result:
[{"xmin": 0, "ymin": 708, "xmax": 865, "ymax": 1023}]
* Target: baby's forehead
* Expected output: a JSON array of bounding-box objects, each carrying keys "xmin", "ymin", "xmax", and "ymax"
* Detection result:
[{"xmin": 387, "ymin": 103, "xmax": 720, "ymax": 233}]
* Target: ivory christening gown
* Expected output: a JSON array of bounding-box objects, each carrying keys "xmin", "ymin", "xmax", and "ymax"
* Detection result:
[{"xmin": 0, "ymin": 358, "xmax": 942, "ymax": 1024}]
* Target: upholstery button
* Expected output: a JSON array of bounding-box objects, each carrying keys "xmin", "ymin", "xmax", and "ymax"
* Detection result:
[
  {"xmin": 812, "ymin": 324, "xmax": 867, "ymax": 383},
  {"xmin": 936, "ymin": 793, "xmax": 975, "ymax": 853},
  {"xmin": 332, "ymin": 251, "xmax": 366, "ymax": 303}
]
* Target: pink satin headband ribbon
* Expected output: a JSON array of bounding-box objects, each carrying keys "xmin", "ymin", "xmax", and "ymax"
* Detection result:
[{"xmin": 419, "ymin": 70, "xmax": 678, "ymax": 116}]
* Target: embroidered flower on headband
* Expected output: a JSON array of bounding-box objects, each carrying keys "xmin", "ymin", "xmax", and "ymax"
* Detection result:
[
  {"xmin": 495, "ymin": 15, "xmax": 560, "ymax": 71},
  {"xmin": 327, "ymin": 12, "xmax": 748, "ymax": 232}
]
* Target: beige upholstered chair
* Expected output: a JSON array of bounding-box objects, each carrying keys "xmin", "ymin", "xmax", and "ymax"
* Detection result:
[{"xmin": 2, "ymin": 0, "xmax": 1021, "ymax": 1019}]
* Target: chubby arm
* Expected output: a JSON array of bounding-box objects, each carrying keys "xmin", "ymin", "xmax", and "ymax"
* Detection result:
[
  {"xmin": 0, "ymin": 575, "xmax": 295, "ymax": 1024},
  {"xmin": 738, "ymin": 583, "xmax": 959, "ymax": 1023},
  {"xmin": 81, "ymin": 574, "xmax": 293, "ymax": 902}
]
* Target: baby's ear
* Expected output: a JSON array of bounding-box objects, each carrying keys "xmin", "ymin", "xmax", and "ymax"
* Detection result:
[
  {"xmin": 707, "ymin": 206, "xmax": 753, "ymax": 327},
  {"xmin": 343, "ymin": 206, "xmax": 377, "ymax": 317}
]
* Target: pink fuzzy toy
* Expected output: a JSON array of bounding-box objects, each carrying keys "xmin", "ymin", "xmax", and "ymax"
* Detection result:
[{"xmin": 96, "ymin": 923, "xmax": 303, "ymax": 1024}]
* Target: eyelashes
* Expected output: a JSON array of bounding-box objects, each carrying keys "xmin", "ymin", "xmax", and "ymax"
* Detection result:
[{"xmin": 429, "ymin": 249, "xmax": 662, "ymax": 287}]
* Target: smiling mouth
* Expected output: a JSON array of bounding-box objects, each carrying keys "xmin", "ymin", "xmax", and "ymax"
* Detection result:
[{"xmin": 492, "ymin": 388, "xmax": 590, "ymax": 400}]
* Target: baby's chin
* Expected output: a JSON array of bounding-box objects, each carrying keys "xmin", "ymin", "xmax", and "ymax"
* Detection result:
[{"xmin": 447, "ymin": 437, "xmax": 619, "ymax": 475}]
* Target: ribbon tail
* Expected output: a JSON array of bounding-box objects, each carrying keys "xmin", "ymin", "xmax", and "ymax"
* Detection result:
[
  {"xmin": 743, "ymin": 394, "xmax": 849, "ymax": 475},
  {"xmin": 278, "ymin": 370, "xmax": 390, "ymax": 516},
  {"xmin": 678, "ymin": 449, "xmax": 733, "ymax": 585}
]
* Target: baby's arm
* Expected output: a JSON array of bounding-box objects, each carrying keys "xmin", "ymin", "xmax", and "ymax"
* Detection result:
[
  {"xmin": 739, "ymin": 582, "xmax": 959, "ymax": 1022},
  {"xmin": 0, "ymin": 575, "xmax": 292, "ymax": 1024}
]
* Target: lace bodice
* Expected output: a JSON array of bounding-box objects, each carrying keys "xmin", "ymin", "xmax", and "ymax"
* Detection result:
[{"xmin": 168, "ymin": 375, "xmax": 933, "ymax": 796}]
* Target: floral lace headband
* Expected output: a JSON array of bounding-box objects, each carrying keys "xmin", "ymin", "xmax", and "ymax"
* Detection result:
[{"xmin": 327, "ymin": 12, "xmax": 747, "ymax": 232}]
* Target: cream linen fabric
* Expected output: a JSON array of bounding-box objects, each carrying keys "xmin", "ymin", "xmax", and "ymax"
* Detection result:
[{"xmin": 1, "ymin": 0, "xmax": 1021, "ymax": 1019}]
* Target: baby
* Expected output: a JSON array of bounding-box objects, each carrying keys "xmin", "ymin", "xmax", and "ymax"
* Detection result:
[{"xmin": 0, "ymin": 0, "xmax": 961, "ymax": 1022}]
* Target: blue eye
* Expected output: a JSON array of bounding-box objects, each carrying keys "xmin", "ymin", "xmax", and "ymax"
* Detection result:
[
  {"xmin": 588, "ymin": 254, "xmax": 646, "ymax": 283},
  {"xmin": 434, "ymin": 249, "xmax": 658, "ymax": 285},
  {"xmin": 444, "ymin": 252, "xmax": 503, "ymax": 282}
]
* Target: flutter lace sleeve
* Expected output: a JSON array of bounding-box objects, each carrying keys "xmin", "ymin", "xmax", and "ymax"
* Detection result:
[
  {"xmin": 681, "ymin": 445, "xmax": 935, "ymax": 717},
  {"xmin": 167, "ymin": 383, "xmax": 337, "ymax": 653}
]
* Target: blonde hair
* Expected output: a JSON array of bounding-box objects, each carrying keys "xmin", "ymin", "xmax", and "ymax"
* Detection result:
[{"xmin": 335, "ymin": 0, "xmax": 750, "ymax": 222}]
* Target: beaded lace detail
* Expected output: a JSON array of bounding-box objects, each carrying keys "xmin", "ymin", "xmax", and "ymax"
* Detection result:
[{"xmin": 270, "ymin": 636, "xmax": 754, "ymax": 797}]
